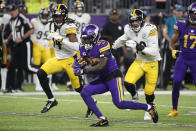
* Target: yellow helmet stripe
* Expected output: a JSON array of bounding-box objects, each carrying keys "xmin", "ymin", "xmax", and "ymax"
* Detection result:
[
  {"xmin": 132, "ymin": 9, "xmax": 136, "ymax": 18},
  {"xmin": 44, "ymin": 7, "xmax": 47, "ymax": 12},
  {"xmin": 57, "ymin": 4, "xmax": 61, "ymax": 12}
]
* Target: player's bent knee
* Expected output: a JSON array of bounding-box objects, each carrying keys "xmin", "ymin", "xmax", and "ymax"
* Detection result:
[
  {"xmin": 37, "ymin": 69, "xmax": 47, "ymax": 79},
  {"xmin": 80, "ymin": 88, "xmax": 90, "ymax": 97}
]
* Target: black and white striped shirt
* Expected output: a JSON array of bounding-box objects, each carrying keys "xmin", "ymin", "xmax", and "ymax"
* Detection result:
[{"xmin": 9, "ymin": 13, "xmax": 33, "ymax": 42}]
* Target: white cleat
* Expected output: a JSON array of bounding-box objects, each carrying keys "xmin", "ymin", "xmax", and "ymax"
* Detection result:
[
  {"xmin": 144, "ymin": 111, "xmax": 152, "ymax": 120},
  {"xmin": 35, "ymin": 86, "xmax": 43, "ymax": 91},
  {"xmin": 51, "ymin": 83, "xmax": 59, "ymax": 91}
]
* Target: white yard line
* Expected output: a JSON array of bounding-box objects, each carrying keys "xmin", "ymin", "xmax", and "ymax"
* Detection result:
[
  {"xmin": 0, "ymin": 94, "xmax": 196, "ymax": 109},
  {"xmin": 0, "ymin": 90, "xmax": 196, "ymax": 96}
]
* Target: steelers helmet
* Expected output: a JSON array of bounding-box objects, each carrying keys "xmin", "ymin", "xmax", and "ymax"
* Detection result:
[
  {"xmin": 52, "ymin": 4, "xmax": 68, "ymax": 28},
  {"xmin": 39, "ymin": 7, "xmax": 50, "ymax": 24},
  {"xmin": 74, "ymin": 0, "xmax": 84, "ymax": 16},
  {"xmin": 128, "ymin": 9, "xmax": 145, "ymax": 32}
]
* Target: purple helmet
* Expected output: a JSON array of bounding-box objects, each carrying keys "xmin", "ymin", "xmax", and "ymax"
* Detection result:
[
  {"xmin": 81, "ymin": 24, "xmax": 100, "ymax": 50},
  {"xmin": 188, "ymin": 2, "xmax": 196, "ymax": 24}
]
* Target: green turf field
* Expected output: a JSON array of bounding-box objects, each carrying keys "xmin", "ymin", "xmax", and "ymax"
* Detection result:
[{"xmin": 0, "ymin": 84, "xmax": 196, "ymax": 131}]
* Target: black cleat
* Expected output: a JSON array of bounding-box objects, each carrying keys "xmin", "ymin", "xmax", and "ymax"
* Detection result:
[
  {"xmin": 85, "ymin": 99, "xmax": 97, "ymax": 118},
  {"xmin": 90, "ymin": 118, "xmax": 109, "ymax": 127},
  {"xmin": 148, "ymin": 104, "xmax": 159, "ymax": 123},
  {"xmin": 41, "ymin": 99, "xmax": 58, "ymax": 113}
]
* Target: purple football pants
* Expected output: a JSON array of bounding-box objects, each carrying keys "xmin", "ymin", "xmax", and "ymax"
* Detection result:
[
  {"xmin": 80, "ymin": 77, "xmax": 148, "ymax": 118},
  {"xmin": 172, "ymin": 53, "xmax": 196, "ymax": 110}
]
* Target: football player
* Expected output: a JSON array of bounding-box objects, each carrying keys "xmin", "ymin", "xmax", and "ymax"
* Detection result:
[
  {"xmin": 112, "ymin": 9, "xmax": 161, "ymax": 120},
  {"xmin": 37, "ymin": 4, "xmax": 92, "ymax": 117},
  {"xmin": 31, "ymin": 7, "xmax": 53, "ymax": 91},
  {"xmin": 72, "ymin": 24, "xmax": 158, "ymax": 126},
  {"xmin": 168, "ymin": 2, "xmax": 196, "ymax": 117},
  {"xmin": 0, "ymin": 1, "xmax": 10, "ymax": 91},
  {"xmin": 68, "ymin": 0, "xmax": 91, "ymax": 43}
]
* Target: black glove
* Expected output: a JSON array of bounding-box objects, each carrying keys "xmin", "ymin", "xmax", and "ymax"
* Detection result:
[{"xmin": 136, "ymin": 41, "xmax": 146, "ymax": 51}]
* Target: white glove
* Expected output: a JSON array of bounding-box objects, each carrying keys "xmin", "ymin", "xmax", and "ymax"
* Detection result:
[
  {"xmin": 47, "ymin": 32, "xmax": 63, "ymax": 42},
  {"xmin": 126, "ymin": 40, "xmax": 137, "ymax": 48}
]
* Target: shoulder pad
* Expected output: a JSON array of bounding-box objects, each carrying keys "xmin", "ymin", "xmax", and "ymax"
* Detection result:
[
  {"xmin": 98, "ymin": 40, "xmax": 111, "ymax": 53},
  {"xmin": 63, "ymin": 22, "xmax": 77, "ymax": 35}
]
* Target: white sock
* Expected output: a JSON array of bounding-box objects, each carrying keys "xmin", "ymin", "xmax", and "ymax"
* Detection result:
[
  {"xmin": 147, "ymin": 104, "xmax": 151, "ymax": 111},
  {"xmin": 99, "ymin": 116, "xmax": 106, "ymax": 120},
  {"xmin": 49, "ymin": 98, "xmax": 55, "ymax": 101}
]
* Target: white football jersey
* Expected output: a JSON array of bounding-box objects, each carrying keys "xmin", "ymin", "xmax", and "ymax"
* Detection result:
[
  {"xmin": 50, "ymin": 22, "xmax": 78, "ymax": 59},
  {"xmin": 31, "ymin": 18, "xmax": 50, "ymax": 48},
  {"xmin": 68, "ymin": 13, "xmax": 91, "ymax": 42},
  {"xmin": 113, "ymin": 23, "xmax": 161, "ymax": 62},
  {"xmin": 0, "ymin": 14, "xmax": 11, "ymax": 39}
]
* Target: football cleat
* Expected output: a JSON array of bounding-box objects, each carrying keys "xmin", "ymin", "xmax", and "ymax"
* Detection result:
[
  {"xmin": 85, "ymin": 99, "xmax": 97, "ymax": 118},
  {"xmin": 90, "ymin": 118, "xmax": 109, "ymax": 127},
  {"xmin": 41, "ymin": 99, "xmax": 58, "ymax": 113},
  {"xmin": 132, "ymin": 92, "xmax": 139, "ymax": 101},
  {"xmin": 148, "ymin": 104, "xmax": 158, "ymax": 123},
  {"xmin": 168, "ymin": 109, "xmax": 178, "ymax": 117}
]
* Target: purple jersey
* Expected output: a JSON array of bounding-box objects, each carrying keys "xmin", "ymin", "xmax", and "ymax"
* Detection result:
[
  {"xmin": 174, "ymin": 19, "xmax": 196, "ymax": 53},
  {"xmin": 79, "ymin": 40, "xmax": 119, "ymax": 78}
]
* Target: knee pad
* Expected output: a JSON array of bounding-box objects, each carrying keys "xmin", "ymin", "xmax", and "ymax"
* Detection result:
[
  {"xmin": 75, "ymin": 86, "xmax": 83, "ymax": 93},
  {"xmin": 145, "ymin": 94, "xmax": 155, "ymax": 104},
  {"xmin": 37, "ymin": 69, "xmax": 47, "ymax": 79}
]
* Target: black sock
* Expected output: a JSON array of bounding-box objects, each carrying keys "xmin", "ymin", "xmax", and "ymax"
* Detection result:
[
  {"xmin": 124, "ymin": 82, "xmax": 136, "ymax": 97},
  {"xmin": 37, "ymin": 69, "xmax": 54, "ymax": 99}
]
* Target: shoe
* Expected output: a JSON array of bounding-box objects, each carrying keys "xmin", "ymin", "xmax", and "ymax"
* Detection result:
[
  {"xmin": 132, "ymin": 92, "xmax": 139, "ymax": 101},
  {"xmin": 148, "ymin": 104, "xmax": 158, "ymax": 123},
  {"xmin": 51, "ymin": 83, "xmax": 59, "ymax": 91},
  {"xmin": 85, "ymin": 99, "xmax": 97, "ymax": 118},
  {"xmin": 3, "ymin": 90, "xmax": 14, "ymax": 94},
  {"xmin": 90, "ymin": 118, "xmax": 109, "ymax": 127},
  {"xmin": 41, "ymin": 99, "xmax": 58, "ymax": 113},
  {"xmin": 35, "ymin": 87, "xmax": 43, "ymax": 91},
  {"xmin": 66, "ymin": 85, "xmax": 73, "ymax": 91},
  {"xmin": 168, "ymin": 109, "xmax": 178, "ymax": 117},
  {"xmin": 144, "ymin": 111, "xmax": 152, "ymax": 120}
]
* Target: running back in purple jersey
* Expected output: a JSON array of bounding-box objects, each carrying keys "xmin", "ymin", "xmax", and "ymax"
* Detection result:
[
  {"xmin": 174, "ymin": 19, "xmax": 196, "ymax": 53},
  {"xmin": 79, "ymin": 39, "xmax": 119, "ymax": 78}
]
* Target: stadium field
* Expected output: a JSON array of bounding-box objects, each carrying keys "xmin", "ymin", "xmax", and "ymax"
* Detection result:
[{"xmin": 0, "ymin": 84, "xmax": 196, "ymax": 131}]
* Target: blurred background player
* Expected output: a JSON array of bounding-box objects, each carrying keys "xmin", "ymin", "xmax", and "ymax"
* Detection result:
[
  {"xmin": 113, "ymin": 9, "xmax": 161, "ymax": 120},
  {"xmin": 0, "ymin": 0, "xmax": 10, "ymax": 91},
  {"xmin": 168, "ymin": 2, "xmax": 196, "ymax": 117},
  {"xmin": 31, "ymin": 7, "xmax": 58, "ymax": 91},
  {"xmin": 68, "ymin": 0, "xmax": 91, "ymax": 90},
  {"xmin": 37, "ymin": 4, "xmax": 93, "ymax": 117}
]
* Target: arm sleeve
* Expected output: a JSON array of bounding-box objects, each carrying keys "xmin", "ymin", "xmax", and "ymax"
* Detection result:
[
  {"xmin": 112, "ymin": 34, "xmax": 129, "ymax": 49},
  {"xmin": 61, "ymin": 38, "xmax": 79, "ymax": 51}
]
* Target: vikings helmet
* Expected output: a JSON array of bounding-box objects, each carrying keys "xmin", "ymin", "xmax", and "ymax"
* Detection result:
[
  {"xmin": 188, "ymin": 2, "xmax": 196, "ymax": 25},
  {"xmin": 39, "ymin": 7, "xmax": 50, "ymax": 24},
  {"xmin": 74, "ymin": 0, "xmax": 84, "ymax": 16},
  {"xmin": 81, "ymin": 24, "xmax": 100, "ymax": 50},
  {"xmin": 128, "ymin": 9, "xmax": 145, "ymax": 32},
  {"xmin": 52, "ymin": 4, "xmax": 68, "ymax": 28}
]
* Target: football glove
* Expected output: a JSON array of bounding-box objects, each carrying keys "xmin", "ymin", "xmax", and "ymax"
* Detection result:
[
  {"xmin": 136, "ymin": 41, "xmax": 146, "ymax": 51},
  {"xmin": 72, "ymin": 59, "xmax": 86, "ymax": 70},
  {"xmin": 47, "ymin": 32, "xmax": 63, "ymax": 42},
  {"xmin": 74, "ymin": 68, "xmax": 84, "ymax": 76},
  {"xmin": 172, "ymin": 50, "xmax": 181, "ymax": 59}
]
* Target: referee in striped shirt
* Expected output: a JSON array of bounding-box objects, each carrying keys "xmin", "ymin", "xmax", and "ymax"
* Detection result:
[{"xmin": 4, "ymin": 4, "xmax": 37, "ymax": 93}]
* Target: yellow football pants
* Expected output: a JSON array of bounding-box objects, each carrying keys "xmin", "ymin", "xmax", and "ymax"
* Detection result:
[{"xmin": 124, "ymin": 60, "xmax": 159, "ymax": 95}]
